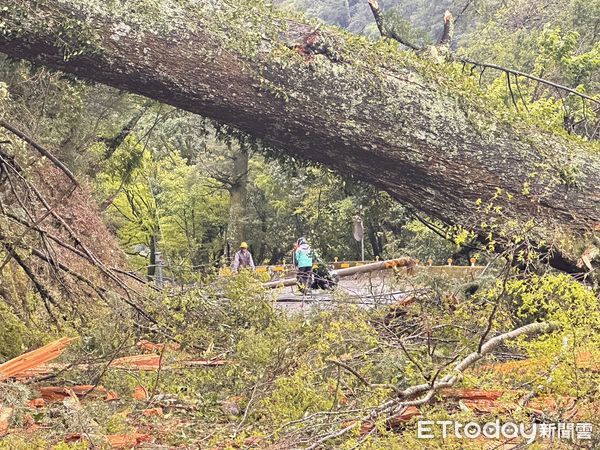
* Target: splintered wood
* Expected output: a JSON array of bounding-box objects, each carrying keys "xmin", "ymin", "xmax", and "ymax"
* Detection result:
[
  {"xmin": 0, "ymin": 337, "xmax": 75, "ymax": 381},
  {"xmin": 65, "ymin": 432, "xmax": 153, "ymax": 448},
  {"xmin": 0, "ymin": 337, "xmax": 227, "ymax": 382}
]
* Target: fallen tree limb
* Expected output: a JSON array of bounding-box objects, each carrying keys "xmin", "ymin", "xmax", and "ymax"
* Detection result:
[
  {"xmin": 305, "ymin": 321, "xmax": 557, "ymax": 449},
  {"xmin": 367, "ymin": 0, "xmax": 420, "ymax": 50},
  {"xmin": 0, "ymin": 337, "xmax": 76, "ymax": 381},
  {"xmin": 0, "ymin": 120, "xmax": 79, "ymax": 186}
]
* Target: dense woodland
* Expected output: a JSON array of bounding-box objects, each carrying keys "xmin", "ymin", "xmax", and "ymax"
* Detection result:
[{"xmin": 0, "ymin": 0, "xmax": 598, "ymax": 448}]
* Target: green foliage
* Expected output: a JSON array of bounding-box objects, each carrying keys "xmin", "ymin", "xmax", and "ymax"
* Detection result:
[
  {"xmin": 0, "ymin": 302, "xmax": 38, "ymax": 359},
  {"xmin": 0, "ymin": 2, "xmax": 598, "ymax": 447},
  {"xmin": 512, "ymin": 273, "xmax": 600, "ymax": 331}
]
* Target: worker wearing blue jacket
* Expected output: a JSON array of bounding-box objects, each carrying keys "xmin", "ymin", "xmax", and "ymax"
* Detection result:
[{"xmin": 295, "ymin": 237, "xmax": 313, "ymax": 293}]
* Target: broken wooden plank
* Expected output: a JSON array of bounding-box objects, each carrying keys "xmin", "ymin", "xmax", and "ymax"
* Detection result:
[
  {"xmin": 0, "ymin": 337, "xmax": 75, "ymax": 381},
  {"xmin": 37, "ymin": 385, "xmax": 118, "ymax": 402},
  {"xmin": 0, "ymin": 407, "xmax": 13, "ymax": 437}
]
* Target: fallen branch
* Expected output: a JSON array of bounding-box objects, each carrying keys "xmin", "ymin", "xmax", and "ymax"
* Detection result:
[
  {"xmin": 0, "ymin": 238, "xmax": 62, "ymax": 321},
  {"xmin": 366, "ymin": 0, "xmax": 419, "ymax": 50},
  {"xmin": 326, "ymin": 359, "xmax": 402, "ymax": 395},
  {"xmin": 0, "ymin": 120, "xmax": 79, "ymax": 186},
  {"xmin": 305, "ymin": 321, "xmax": 557, "ymax": 449},
  {"xmin": 0, "ymin": 337, "xmax": 76, "ymax": 381}
]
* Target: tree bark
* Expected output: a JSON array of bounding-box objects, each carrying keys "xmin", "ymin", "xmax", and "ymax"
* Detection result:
[
  {"xmin": 0, "ymin": 1, "xmax": 598, "ymax": 271},
  {"xmin": 226, "ymin": 146, "xmax": 249, "ymax": 253}
]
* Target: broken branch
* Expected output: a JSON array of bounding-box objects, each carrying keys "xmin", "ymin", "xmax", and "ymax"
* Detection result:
[
  {"xmin": 0, "ymin": 120, "xmax": 79, "ymax": 186},
  {"xmin": 365, "ymin": 2, "xmax": 599, "ymax": 106}
]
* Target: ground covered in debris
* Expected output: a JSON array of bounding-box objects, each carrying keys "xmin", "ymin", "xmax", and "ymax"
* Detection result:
[{"xmin": 1, "ymin": 270, "xmax": 598, "ymax": 449}]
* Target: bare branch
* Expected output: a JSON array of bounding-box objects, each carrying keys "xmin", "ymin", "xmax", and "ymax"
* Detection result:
[
  {"xmin": 460, "ymin": 57, "xmax": 600, "ymax": 105},
  {"xmin": 365, "ymin": 2, "xmax": 599, "ymax": 106},
  {"xmin": 366, "ymin": 0, "xmax": 420, "ymax": 50},
  {"xmin": 306, "ymin": 321, "xmax": 557, "ymax": 448},
  {"xmin": 0, "ymin": 120, "xmax": 79, "ymax": 186}
]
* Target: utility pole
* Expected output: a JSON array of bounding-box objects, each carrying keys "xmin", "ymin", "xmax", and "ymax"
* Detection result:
[{"xmin": 353, "ymin": 213, "xmax": 365, "ymax": 262}]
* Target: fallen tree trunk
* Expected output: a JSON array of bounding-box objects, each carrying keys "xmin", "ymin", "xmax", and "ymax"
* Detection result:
[
  {"xmin": 263, "ymin": 257, "xmax": 414, "ymax": 288},
  {"xmin": 0, "ymin": 1, "xmax": 598, "ymax": 271}
]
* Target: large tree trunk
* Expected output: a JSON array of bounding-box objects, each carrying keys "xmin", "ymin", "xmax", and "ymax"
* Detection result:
[
  {"xmin": 0, "ymin": 1, "xmax": 598, "ymax": 271},
  {"xmin": 226, "ymin": 146, "xmax": 249, "ymax": 255}
]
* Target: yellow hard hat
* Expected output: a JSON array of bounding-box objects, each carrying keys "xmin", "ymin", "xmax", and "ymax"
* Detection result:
[{"xmin": 240, "ymin": 242, "xmax": 248, "ymax": 249}]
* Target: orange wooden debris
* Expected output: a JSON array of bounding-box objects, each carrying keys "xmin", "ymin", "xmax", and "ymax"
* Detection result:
[
  {"xmin": 27, "ymin": 398, "xmax": 46, "ymax": 408},
  {"xmin": 132, "ymin": 385, "xmax": 149, "ymax": 400},
  {"xmin": 475, "ymin": 351, "xmax": 600, "ymax": 375},
  {"xmin": 107, "ymin": 432, "xmax": 153, "ymax": 448},
  {"xmin": 111, "ymin": 354, "xmax": 162, "ymax": 370},
  {"xmin": 575, "ymin": 351, "xmax": 600, "ymax": 371},
  {"xmin": 106, "ymin": 390, "xmax": 120, "ymax": 401},
  {"xmin": 142, "ymin": 407, "xmax": 163, "ymax": 416},
  {"xmin": 11, "ymin": 363, "xmax": 64, "ymax": 381},
  {"xmin": 387, "ymin": 405, "xmax": 421, "ymax": 427},
  {"xmin": 358, "ymin": 405, "xmax": 421, "ymax": 435},
  {"xmin": 38, "ymin": 385, "xmax": 115, "ymax": 402},
  {"xmin": 528, "ymin": 395, "xmax": 577, "ymax": 414},
  {"xmin": 440, "ymin": 388, "xmax": 505, "ymax": 401},
  {"xmin": 0, "ymin": 337, "xmax": 75, "ymax": 381},
  {"xmin": 66, "ymin": 432, "xmax": 153, "ymax": 448},
  {"xmin": 0, "ymin": 407, "xmax": 13, "ymax": 436}
]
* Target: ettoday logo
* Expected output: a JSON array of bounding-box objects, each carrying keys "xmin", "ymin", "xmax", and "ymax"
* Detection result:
[{"xmin": 417, "ymin": 420, "xmax": 593, "ymax": 443}]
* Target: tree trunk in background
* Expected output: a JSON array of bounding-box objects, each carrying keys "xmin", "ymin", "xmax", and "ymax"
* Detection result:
[
  {"xmin": 102, "ymin": 102, "xmax": 151, "ymax": 159},
  {"xmin": 226, "ymin": 146, "xmax": 249, "ymax": 255},
  {"xmin": 1, "ymin": 1, "xmax": 598, "ymax": 272},
  {"xmin": 148, "ymin": 235, "xmax": 157, "ymax": 280},
  {"xmin": 367, "ymin": 222, "xmax": 382, "ymax": 258}
]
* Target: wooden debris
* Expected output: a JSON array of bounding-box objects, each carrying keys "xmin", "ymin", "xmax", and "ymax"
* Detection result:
[
  {"xmin": 440, "ymin": 388, "xmax": 505, "ymax": 401},
  {"xmin": 142, "ymin": 407, "xmax": 163, "ymax": 416},
  {"xmin": 38, "ymin": 385, "xmax": 115, "ymax": 402},
  {"xmin": 109, "ymin": 432, "xmax": 153, "ymax": 448},
  {"xmin": 574, "ymin": 351, "xmax": 600, "ymax": 371},
  {"xmin": 387, "ymin": 405, "xmax": 421, "ymax": 428},
  {"xmin": 357, "ymin": 405, "xmax": 421, "ymax": 434},
  {"xmin": 133, "ymin": 385, "xmax": 149, "ymax": 400},
  {"xmin": 475, "ymin": 351, "xmax": 600, "ymax": 375},
  {"xmin": 10, "ymin": 363, "xmax": 64, "ymax": 381},
  {"xmin": 106, "ymin": 390, "xmax": 120, "ymax": 401},
  {"xmin": 0, "ymin": 337, "xmax": 75, "ymax": 381},
  {"xmin": 527, "ymin": 395, "xmax": 578, "ymax": 417},
  {"xmin": 111, "ymin": 355, "xmax": 163, "ymax": 370},
  {"xmin": 27, "ymin": 398, "xmax": 46, "ymax": 408},
  {"xmin": 0, "ymin": 407, "xmax": 13, "ymax": 436},
  {"xmin": 66, "ymin": 432, "xmax": 153, "ymax": 448}
]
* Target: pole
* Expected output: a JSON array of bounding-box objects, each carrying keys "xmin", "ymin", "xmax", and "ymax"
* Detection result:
[{"xmin": 361, "ymin": 235, "xmax": 365, "ymax": 262}]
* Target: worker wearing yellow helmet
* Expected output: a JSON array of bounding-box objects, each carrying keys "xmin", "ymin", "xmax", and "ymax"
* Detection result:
[{"xmin": 232, "ymin": 241, "xmax": 255, "ymax": 272}]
